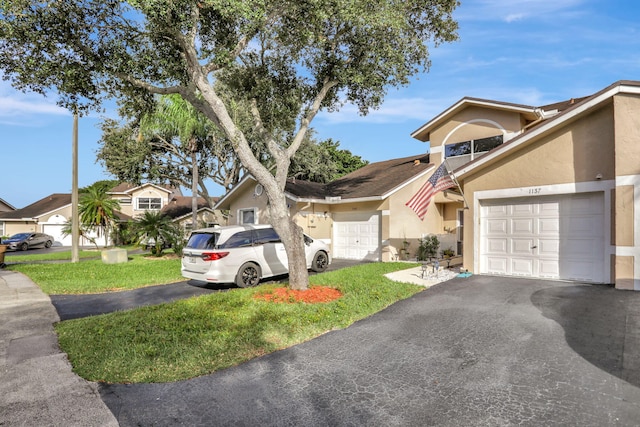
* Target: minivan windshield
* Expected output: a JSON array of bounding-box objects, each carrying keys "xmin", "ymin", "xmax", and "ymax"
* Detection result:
[{"xmin": 186, "ymin": 232, "xmax": 219, "ymax": 249}]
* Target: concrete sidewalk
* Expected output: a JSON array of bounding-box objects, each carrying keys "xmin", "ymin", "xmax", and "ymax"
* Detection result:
[{"xmin": 0, "ymin": 269, "xmax": 118, "ymax": 426}]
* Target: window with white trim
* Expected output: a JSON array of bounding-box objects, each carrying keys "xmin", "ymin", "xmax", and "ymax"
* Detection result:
[
  {"xmin": 238, "ymin": 208, "xmax": 257, "ymax": 225},
  {"xmin": 445, "ymin": 135, "xmax": 503, "ymax": 159},
  {"xmin": 137, "ymin": 197, "xmax": 162, "ymax": 210},
  {"xmin": 444, "ymin": 135, "xmax": 504, "ymax": 170}
]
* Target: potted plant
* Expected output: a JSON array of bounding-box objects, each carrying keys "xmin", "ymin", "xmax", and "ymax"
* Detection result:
[
  {"xmin": 417, "ymin": 235, "xmax": 439, "ymax": 261},
  {"xmin": 441, "ymin": 247, "xmax": 455, "ymax": 258}
]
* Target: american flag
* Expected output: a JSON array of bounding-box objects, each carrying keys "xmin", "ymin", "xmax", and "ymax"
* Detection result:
[{"xmin": 405, "ymin": 163, "xmax": 456, "ymax": 220}]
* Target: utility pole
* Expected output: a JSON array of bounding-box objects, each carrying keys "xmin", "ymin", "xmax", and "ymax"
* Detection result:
[{"xmin": 71, "ymin": 111, "xmax": 79, "ymax": 263}]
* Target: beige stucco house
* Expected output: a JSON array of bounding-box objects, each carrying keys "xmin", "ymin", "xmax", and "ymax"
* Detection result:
[
  {"xmin": 0, "ymin": 194, "xmax": 75, "ymax": 243},
  {"xmin": 218, "ymin": 80, "xmax": 640, "ymax": 291},
  {"xmin": 215, "ymin": 154, "xmax": 463, "ymax": 262},
  {"xmin": 413, "ymin": 79, "xmax": 640, "ymax": 290}
]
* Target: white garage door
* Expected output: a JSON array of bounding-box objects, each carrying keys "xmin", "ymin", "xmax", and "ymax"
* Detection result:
[
  {"xmin": 42, "ymin": 224, "xmax": 72, "ymax": 247},
  {"xmin": 479, "ymin": 192, "xmax": 604, "ymax": 282},
  {"xmin": 333, "ymin": 212, "xmax": 380, "ymax": 261}
]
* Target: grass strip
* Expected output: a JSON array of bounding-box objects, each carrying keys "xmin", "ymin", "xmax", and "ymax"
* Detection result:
[
  {"xmin": 9, "ymin": 255, "xmax": 183, "ymax": 294},
  {"xmin": 6, "ymin": 249, "xmax": 104, "ymax": 262},
  {"xmin": 55, "ymin": 262, "xmax": 422, "ymax": 383}
]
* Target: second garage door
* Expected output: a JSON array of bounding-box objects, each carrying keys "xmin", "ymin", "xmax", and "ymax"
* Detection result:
[
  {"xmin": 332, "ymin": 212, "xmax": 381, "ymax": 261},
  {"xmin": 479, "ymin": 192, "xmax": 604, "ymax": 283}
]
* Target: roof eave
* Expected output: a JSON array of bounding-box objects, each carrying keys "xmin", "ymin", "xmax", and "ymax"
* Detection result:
[
  {"xmin": 456, "ymin": 81, "xmax": 640, "ymax": 179},
  {"xmin": 410, "ymin": 98, "xmax": 538, "ymax": 142}
]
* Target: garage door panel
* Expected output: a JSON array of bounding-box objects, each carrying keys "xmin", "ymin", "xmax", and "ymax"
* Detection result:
[
  {"xmin": 486, "ymin": 219, "xmax": 508, "ymax": 234},
  {"xmin": 561, "ymin": 238, "xmax": 602, "ymax": 257},
  {"xmin": 487, "ymin": 238, "xmax": 508, "ymax": 253},
  {"xmin": 480, "ymin": 193, "xmax": 604, "ymax": 283},
  {"xmin": 486, "ymin": 257, "xmax": 508, "ymax": 274},
  {"xmin": 538, "ymin": 218, "xmax": 559, "ymax": 234},
  {"xmin": 538, "ymin": 260, "xmax": 560, "ymax": 277},
  {"xmin": 512, "ymin": 218, "xmax": 533, "ymax": 234},
  {"xmin": 512, "ymin": 203, "xmax": 535, "ymax": 215},
  {"xmin": 562, "ymin": 216, "xmax": 602, "ymax": 235},
  {"xmin": 538, "ymin": 239, "xmax": 559, "ymax": 256},
  {"xmin": 539, "ymin": 201, "xmax": 560, "ymax": 215},
  {"xmin": 486, "ymin": 205, "xmax": 509, "ymax": 215},
  {"xmin": 511, "ymin": 239, "xmax": 534, "ymax": 255},
  {"xmin": 562, "ymin": 260, "xmax": 596, "ymax": 281},
  {"xmin": 567, "ymin": 195, "xmax": 604, "ymax": 213},
  {"xmin": 511, "ymin": 258, "xmax": 534, "ymax": 276}
]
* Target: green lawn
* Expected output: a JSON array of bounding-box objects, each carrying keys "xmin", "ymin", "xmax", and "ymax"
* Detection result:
[
  {"xmin": 6, "ymin": 249, "xmax": 104, "ymax": 263},
  {"xmin": 9, "ymin": 252, "xmax": 421, "ymax": 384},
  {"xmin": 52, "ymin": 262, "xmax": 421, "ymax": 384},
  {"xmin": 8, "ymin": 253, "xmax": 183, "ymax": 294}
]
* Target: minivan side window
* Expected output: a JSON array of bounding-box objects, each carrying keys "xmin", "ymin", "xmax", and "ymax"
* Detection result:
[
  {"xmin": 254, "ymin": 228, "xmax": 281, "ymax": 245},
  {"xmin": 219, "ymin": 230, "xmax": 255, "ymax": 248}
]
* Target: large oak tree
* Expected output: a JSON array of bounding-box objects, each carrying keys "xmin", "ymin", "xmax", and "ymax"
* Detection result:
[{"xmin": 0, "ymin": 0, "xmax": 459, "ymax": 289}]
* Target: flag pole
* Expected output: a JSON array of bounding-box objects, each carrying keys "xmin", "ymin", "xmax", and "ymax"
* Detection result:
[{"xmin": 443, "ymin": 158, "xmax": 469, "ymax": 209}]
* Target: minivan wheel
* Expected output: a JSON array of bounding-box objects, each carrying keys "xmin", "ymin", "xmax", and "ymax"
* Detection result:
[
  {"xmin": 311, "ymin": 251, "xmax": 328, "ymax": 272},
  {"xmin": 236, "ymin": 262, "xmax": 261, "ymax": 288}
]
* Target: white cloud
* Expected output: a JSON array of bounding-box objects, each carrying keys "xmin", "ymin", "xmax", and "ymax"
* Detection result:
[
  {"xmin": 0, "ymin": 96, "xmax": 68, "ymax": 118},
  {"xmin": 456, "ymin": 0, "xmax": 586, "ymax": 23},
  {"xmin": 317, "ymin": 97, "xmax": 444, "ymax": 125},
  {"xmin": 0, "ymin": 80, "xmax": 69, "ymax": 124}
]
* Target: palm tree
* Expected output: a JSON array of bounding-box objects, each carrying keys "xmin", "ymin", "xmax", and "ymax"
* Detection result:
[
  {"xmin": 78, "ymin": 186, "xmax": 121, "ymax": 247},
  {"xmin": 60, "ymin": 220, "xmax": 99, "ymax": 250},
  {"xmin": 140, "ymin": 94, "xmax": 213, "ymax": 229},
  {"xmin": 133, "ymin": 211, "xmax": 177, "ymax": 256}
]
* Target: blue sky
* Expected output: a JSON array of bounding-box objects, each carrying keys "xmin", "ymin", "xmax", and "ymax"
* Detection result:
[{"xmin": 2, "ymin": 0, "xmax": 639, "ymax": 208}]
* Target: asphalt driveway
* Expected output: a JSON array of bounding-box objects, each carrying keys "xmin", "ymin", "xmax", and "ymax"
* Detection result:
[
  {"xmin": 97, "ymin": 275, "xmax": 640, "ymax": 426},
  {"xmin": 51, "ymin": 259, "xmax": 364, "ymax": 320}
]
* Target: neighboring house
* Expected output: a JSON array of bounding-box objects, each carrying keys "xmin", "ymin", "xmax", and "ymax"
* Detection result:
[
  {"xmin": 107, "ymin": 183, "xmax": 182, "ymax": 218},
  {"xmin": 0, "ymin": 183, "xmax": 225, "ymax": 247},
  {"xmin": 0, "ymin": 198, "xmax": 16, "ymax": 235},
  {"xmin": 160, "ymin": 195, "xmax": 227, "ymax": 232},
  {"xmin": 411, "ymin": 79, "xmax": 640, "ymax": 290},
  {"xmin": 0, "ymin": 193, "xmax": 108, "ymax": 246},
  {"xmin": 215, "ymin": 154, "xmax": 463, "ymax": 262}
]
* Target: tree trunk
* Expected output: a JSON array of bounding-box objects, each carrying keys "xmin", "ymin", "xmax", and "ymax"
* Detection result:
[
  {"xmin": 268, "ymin": 202, "xmax": 309, "ymax": 291},
  {"xmin": 189, "ymin": 75, "xmax": 311, "ymax": 290},
  {"xmin": 191, "ymin": 143, "xmax": 198, "ymax": 230}
]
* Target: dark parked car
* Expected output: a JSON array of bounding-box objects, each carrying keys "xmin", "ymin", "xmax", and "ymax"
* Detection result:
[{"xmin": 2, "ymin": 232, "xmax": 54, "ymax": 251}]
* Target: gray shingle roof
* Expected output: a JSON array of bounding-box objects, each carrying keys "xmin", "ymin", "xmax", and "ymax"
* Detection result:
[
  {"xmin": 285, "ymin": 153, "xmax": 432, "ymax": 200},
  {"xmin": 160, "ymin": 196, "xmax": 215, "ymax": 219},
  {"xmin": 0, "ymin": 193, "xmax": 71, "ymax": 219}
]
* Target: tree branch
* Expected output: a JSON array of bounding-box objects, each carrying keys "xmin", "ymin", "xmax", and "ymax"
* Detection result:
[{"xmin": 285, "ymin": 76, "xmax": 339, "ymax": 159}]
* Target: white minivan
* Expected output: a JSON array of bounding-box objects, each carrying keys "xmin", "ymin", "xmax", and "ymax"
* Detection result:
[{"xmin": 181, "ymin": 225, "xmax": 331, "ymax": 287}]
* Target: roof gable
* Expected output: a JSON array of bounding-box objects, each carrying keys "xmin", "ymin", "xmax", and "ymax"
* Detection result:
[
  {"xmin": 411, "ymin": 98, "xmax": 539, "ymax": 142},
  {"xmin": 0, "ymin": 193, "xmax": 71, "ymax": 220},
  {"xmin": 0, "ymin": 198, "xmax": 16, "ymax": 211},
  {"xmin": 108, "ymin": 182, "xmax": 181, "ymax": 197},
  {"xmin": 455, "ymin": 80, "xmax": 640, "ymax": 178}
]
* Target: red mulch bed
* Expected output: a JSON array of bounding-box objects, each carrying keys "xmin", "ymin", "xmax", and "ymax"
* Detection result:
[{"xmin": 255, "ymin": 286, "xmax": 343, "ymax": 304}]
